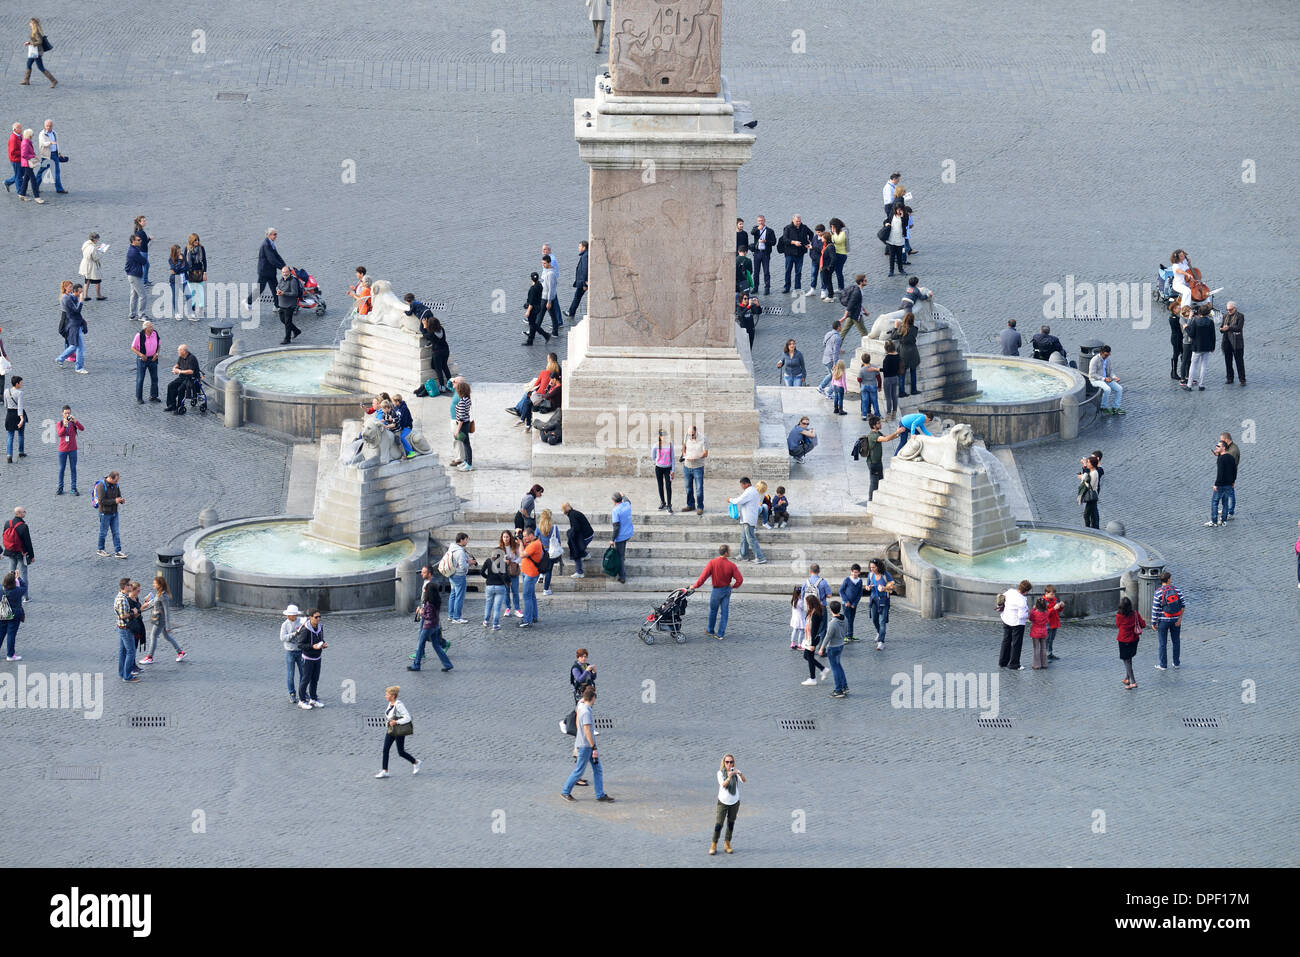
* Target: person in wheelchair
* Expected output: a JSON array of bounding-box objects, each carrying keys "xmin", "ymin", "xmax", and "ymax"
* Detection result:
[{"xmin": 164, "ymin": 344, "xmax": 202, "ymax": 414}]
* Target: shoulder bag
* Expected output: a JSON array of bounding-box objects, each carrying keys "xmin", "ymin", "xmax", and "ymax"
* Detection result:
[{"xmin": 389, "ymin": 718, "xmax": 413, "ymax": 737}]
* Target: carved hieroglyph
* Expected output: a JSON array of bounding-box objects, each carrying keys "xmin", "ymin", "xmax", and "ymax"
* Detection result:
[
  {"xmin": 610, "ymin": 0, "xmax": 722, "ymax": 96},
  {"xmin": 588, "ymin": 166, "xmax": 735, "ymax": 348}
]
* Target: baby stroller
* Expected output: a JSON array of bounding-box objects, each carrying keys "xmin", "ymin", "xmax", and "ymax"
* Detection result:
[
  {"xmin": 637, "ymin": 587, "xmax": 695, "ymax": 644},
  {"xmin": 292, "ymin": 267, "xmax": 327, "ymax": 317},
  {"xmin": 175, "ymin": 375, "xmax": 210, "ymax": 416}
]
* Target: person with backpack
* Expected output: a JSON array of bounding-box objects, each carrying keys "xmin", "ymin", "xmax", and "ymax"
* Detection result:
[
  {"xmin": 94, "ymin": 470, "xmax": 127, "ymax": 559},
  {"xmin": 1151, "ymin": 570, "xmax": 1184, "ymax": 671},
  {"xmin": 840, "ymin": 274, "xmax": 869, "ymax": 340},
  {"xmin": 1077, "ymin": 454, "xmax": 1101, "ymax": 529},
  {"xmin": 852, "ymin": 417, "xmax": 888, "ymax": 502},
  {"xmin": 0, "ymin": 570, "xmax": 26, "ymax": 661},
  {"xmin": 800, "ymin": 564, "xmax": 831, "ymax": 643},
  {"xmin": 3, "ymin": 507, "xmax": 34, "ymax": 600},
  {"xmin": 294, "ymin": 609, "xmax": 327, "ymax": 709},
  {"xmin": 409, "ymin": 565, "xmax": 452, "ymax": 672},
  {"xmin": 1117, "ymin": 596, "xmax": 1145, "ymax": 690},
  {"xmin": 441, "ymin": 533, "xmax": 474, "ymax": 624}
]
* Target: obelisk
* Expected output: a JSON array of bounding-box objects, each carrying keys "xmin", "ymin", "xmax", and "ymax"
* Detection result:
[{"xmin": 533, "ymin": 0, "xmax": 787, "ymax": 478}]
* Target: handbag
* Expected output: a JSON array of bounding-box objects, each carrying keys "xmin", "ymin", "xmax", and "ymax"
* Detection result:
[
  {"xmin": 40, "ymin": 35, "xmax": 53, "ymax": 52},
  {"xmin": 467, "ymin": 420, "xmax": 476, "ymax": 434},
  {"xmin": 390, "ymin": 720, "xmax": 413, "ymax": 737},
  {"xmin": 727, "ymin": 502, "xmax": 740, "ymax": 521},
  {"xmin": 877, "ymin": 224, "xmax": 891, "ymax": 243},
  {"xmin": 506, "ymin": 559, "xmax": 521, "ymax": 577}
]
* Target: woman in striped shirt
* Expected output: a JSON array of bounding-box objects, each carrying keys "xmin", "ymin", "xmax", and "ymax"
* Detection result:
[{"xmin": 454, "ymin": 380, "xmax": 473, "ymax": 471}]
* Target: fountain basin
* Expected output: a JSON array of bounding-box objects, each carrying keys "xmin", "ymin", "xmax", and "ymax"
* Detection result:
[
  {"xmin": 212, "ymin": 346, "xmax": 367, "ymax": 439},
  {"xmin": 183, "ymin": 516, "xmax": 427, "ymax": 614},
  {"xmin": 899, "ymin": 523, "xmax": 1153, "ymax": 620},
  {"xmin": 923, "ymin": 354, "xmax": 1097, "ymax": 446}
]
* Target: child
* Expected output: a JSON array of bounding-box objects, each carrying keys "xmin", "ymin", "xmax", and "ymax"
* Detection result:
[
  {"xmin": 771, "ymin": 487, "xmax": 789, "ymax": 528},
  {"xmin": 788, "ymin": 586, "xmax": 805, "ymax": 650},
  {"xmin": 1029, "ymin": 596, "xmax": 1050, "ymax": 669},
  {"xmin": 1043, "ymin": 585, "xmax": 1065, "ymax": 660},
  {"xmin": 881, "ymin": 341, "xmax": 901, "ymax": 416},
  {"xmin": 830, "ymin": 360, "xmax": 847, "ymax": 415},
  {"xmin": 857, "ymin": 352, "xmax": 881, "ymax": 419},
  {"xmin": 755, "ymin": 480, "xmax": 772, "ymax": 528}
]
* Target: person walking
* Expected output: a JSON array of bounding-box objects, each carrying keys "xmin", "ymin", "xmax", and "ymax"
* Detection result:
[
  {"xmin": 1207, "ymin": 438, "xmax": 1237, "ymax": 528},
  {"xmin": 374, "ymin": 686, "xmax": 421, "ymax": 778},
  {"xmin": 1088, "ymin": 345, "xmax": 1126, "ymax": 413},
  {"xmin": 124, "ymin": 235, "xmax": 148, "ymax": 321},
  {"xmin": 139, "ymin": 576, "xmax": 185, "ymax": 664},
  {"xmin": 561, "ymin": 687, "xmax": 613, "ymax": 802},
  {"xmin": 15, "ymin": 129, "xmax": 43, "ymax": 203},
  {"xmin": 800, "ymin": 594, "xmax": 828, "ymax": 685},
  {"xmin": 4, "ymin": 375, "xmax": 26, "ymax": 462},
  {"xmin": 55, "ymin": 405, "xmax": 82, "ymax": 495},
  {"xmin": 78, "ymin": 233, "xmax": 105, "ymax": 299},
  {"xmin": 1117, "ymin": 596, "xmax": 1145, "ymax": 690},
  {"xmin": 294, "ymin": 609, "xmax": 327, "ymax": 709},
  {"xmin": 562, "ymin": 502, "xmax": 595, "ymax": 579},
  {"xmin": 409, "ymin": 566, "xmax": 453, "ymax": 672},
  {"xmin": 2, "ymin": 507, "xmax": 34, "ymax": 599},
  {"xmin": 567, "ymin": 240, "xmax": 589, "ymax": 317},
  {"xmin": 255, "ymin": 228, "xmax": 285, "ymax": 306},
  {"xmin": 1150, "ymin": 570, "xmax": 1184, "ymax": 671},
  {"xmin": 185, "ymin": 234, "xmax": 208, "ymax": 320},
  {"xmin": 819, "ymin": 600, "xmax": 849, "ymax": 697},
  {"xmin": 94, "ymin": 470, "xmax": 126, "ymax": 559},
  {"xmin": 692, "ymin": 544, "xmax": 743, "ymax": 640},
  {"xmin": 453, "ymin": 379, "xmax": 474, "ymax": 471},
  {"xmin": 709, "ymin": 754, "xmax": 745, "ymax": 855},
  {"xmin": 750, "ymin": 216, "xmax": 775, "ymax": 294},
  {"xmin": 522, "ymin": 271, "xmax": 549, "ymax": 346},
  {"xmin": 21, "ymin": 19, "xmax": 57, "ymax": 87},
  {"xmin": 838, "ymin": 563, "xmax": 863, "ymax": 641},
  {"xmin": 274, "ymin": 265, "xmax": 303, "ymax": 344},
  {"xmin": 1219, "ymin": 302, "xmax": 1245, "ymax": 386},
  {"xmin": 3, "ymin": 122, "xmax": 20, "ymax": 192},
  {"xmin": 608, "ymin": 492, "xmax": 633, "ymax": 584},
  {"xmin": 131, "ymin": 322, "xmax": 161, "ymax": 404},
  {"xmin": 865, "ymin": 558, "xmax": 894, "ymax": 649},
  {"xmin": 540, "ymin": 254, "xmax": 561, "ymax": 337},
  {"xmin": 280, "ymin": 604, "xmax": 304, "ymax": 704},
  {"xmin": 114, "ymin": 578, "xmax": 139, "ymax": 683},
  {"xmin": 997, "ymin": 580, "xmax": 1031, "ymax": 670},
  {"xmin": 779, "ymin": 215, "xmax": 813, "ymax": 293},
  {"xmin": 1077, "ymin": 454, "xmax": 1101, "ymax": 529},
  {"xmin": 841, "ymin": 274, "xmax": 869, "ymax": 340},
  {"xmin": 729, "ymin": 478, "xmax": 766, "ymax": 565},
  {"xmin": 57, "ymin": 282, "xmax": 87, "ymax": 373},
  {"xmin": 776, "ymin": 338, "xmax": 806, "ymax": 387},
  {"xmin": 37, "ymin": 120, "xmax": 65, "ymax": 194},
  {"xmin": 680, "ymin": 425, "xmax": 709, "ymax": 515},
  {"xmin": 652, "ymin": 428, "xmax": 674, "ymax": 513},
  {"xmin": 0, "ymin": 570, "xmax": 25, "ymax": 660},
  {"xmin": 818, "ymin": 320, "xmax": 842, "ymax": 396},
  {"xmin": 884, "ymin": 205, "xmax": 906, "ymax": 276},
  {"xmin": 519, "ymin": 528, "xmax": 543, "ymax": 628}
]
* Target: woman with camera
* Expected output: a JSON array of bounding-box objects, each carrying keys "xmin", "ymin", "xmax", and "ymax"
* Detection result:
[
  {"xmin": 710, "ymin": 754, "xmax": 746, "ymax": 855},
  {"xmin": 374, "ymin": 685, "xmax": 420, "ymax": 778},
  {"xmin": 1077, "ymin": 455, "xmax": 1101, "ymax": 529}
]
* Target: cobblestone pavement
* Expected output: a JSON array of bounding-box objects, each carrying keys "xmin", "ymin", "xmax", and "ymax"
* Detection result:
[{"xmin": 0, "ymin": 0, "xmax": 1295, "ymax": 867}]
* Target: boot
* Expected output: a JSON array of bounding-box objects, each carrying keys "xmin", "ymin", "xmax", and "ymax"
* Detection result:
[
  {"xmin": 20, "ymin": 69, "xmax": 31, "ymax": 85},
  {"xmin": 43, "ymin": 70, "xmax": 57, "ymax": 88},
  {"xmin": 724, "ymin": 840, "xmax": 733, "ymax": 854},
  {"xmin": 708, "ymin": 841, "xmax": 717, "ymax": 856}
]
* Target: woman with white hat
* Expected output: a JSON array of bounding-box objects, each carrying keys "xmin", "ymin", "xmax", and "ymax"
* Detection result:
[{"xmin": 280, "ymin": 604, "xmax": 303, "ymax": 705}]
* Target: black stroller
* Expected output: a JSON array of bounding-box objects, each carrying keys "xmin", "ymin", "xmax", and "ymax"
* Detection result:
[{"xmin": 638, "ymin": 587, "xmax": 695, "ymax": 644}]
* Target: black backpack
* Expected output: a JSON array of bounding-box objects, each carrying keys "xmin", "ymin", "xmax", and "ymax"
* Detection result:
[
  {"xmin": 838, "ymin": 286, "xmax": 854, "ymax": 308},
  {"xmin": 539, "ymin": 423, "xmax": 562, "ymax": 445}
]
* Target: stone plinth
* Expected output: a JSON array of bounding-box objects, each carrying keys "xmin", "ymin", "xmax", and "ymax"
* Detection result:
[
  {"xmin": 847, "ymin": 302, "xmax": 978, "ymax": 406},
  {"xmin": 610, "ymin": 0, "xmax": 722, "ymax": 97},
  {"xmin": 325, "ymin": 316, "xmax": 435, "ymax": 398}
]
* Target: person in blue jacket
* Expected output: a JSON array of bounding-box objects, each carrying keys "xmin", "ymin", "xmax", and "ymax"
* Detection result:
[
  {"xmin": 839, "ymin": 564, "xmax": 864, "ymax": 641},
  {"xmin": 893, "ymin": 411, "xmax": 933, "ymax": 455},
  {"xmin": 1, "ymin": 570, "xmax": 27, "ymax": 660},
  {"xmin": 608, "ymin": 492, "xmax": 634, "ymax": 584}
]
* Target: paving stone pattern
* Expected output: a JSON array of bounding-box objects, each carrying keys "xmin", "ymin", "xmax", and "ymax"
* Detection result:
[{"xmin": 0, "ymin": 0, "xmax": 1295, "ymax": 867}]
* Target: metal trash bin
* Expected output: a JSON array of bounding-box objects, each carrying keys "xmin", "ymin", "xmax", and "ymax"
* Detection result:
[
  {"xmin": 156, "ymin": 550, "xmax": 185, "ymax": 608},
  {"xmin": 1077, "ymin": 340, "xmax": 1104, "ymax": 382},
  {"xmin": 1137, "ymin": 561, "xmax": 1165, "ymax": 620},
  {"xmin": 208, "ymin": 321, "xmax": 234, "ymax": 374}
]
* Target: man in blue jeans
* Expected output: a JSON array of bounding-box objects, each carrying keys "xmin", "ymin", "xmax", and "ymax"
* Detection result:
[
  {"xmin": 114, "ymin": 579, "xmax": 139, "ymax": 682},
  {"xmin": 681, "ymin": 426, "xmax": 708, "ymax": 515},
  {"xmin": 893, "ymin": 412, "xmax": 933, "ymax": 455},
  {"xmin": 561, "ymin": 687, "xmax": 613, "ymax": 803},
  {"xmin": 409, "ymin": 567, "xmax": 453, "ymax": 672},
  {"xmin": 1150, "ymin": 570, "xmax": 1184, "ymax": 670},
  {"xmin": 446, "ymin": 533, "xmax": 473, "ymax": 622},
  {"xmin": 3, "ymin": 123, "xmax": 21, "ymax": 193},
  {"xmin": 692, "ymin": 544, "xmax": 744, "ymax": 640},
  {"xmin": 609, "ymin": 492, "xmax": 634, "ymax": 584},
  {"xmin": 95, "ymin": 471, "xmax": 127, "ymax": 559}
]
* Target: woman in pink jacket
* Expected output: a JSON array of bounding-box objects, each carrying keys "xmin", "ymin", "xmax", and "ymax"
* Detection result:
[{"xmin": 17, "ymin": 129, "xmax": 43, "ymax": 203}]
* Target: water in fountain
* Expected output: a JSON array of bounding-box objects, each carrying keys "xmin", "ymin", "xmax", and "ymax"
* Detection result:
[
  {"xmin": 955, "ymin": 357, "xmax": 1072, "ymax": 403},
  {"xmin": 227, "ymin": 350, "xmax": 348, "ymax": 395},
  {"xmin": 920, "ymin": 530, "xmax": 1135, "ymax": 582},
  {"xmin": 197, "ymin": 520, "xmax": 412, "ymax": 575}
]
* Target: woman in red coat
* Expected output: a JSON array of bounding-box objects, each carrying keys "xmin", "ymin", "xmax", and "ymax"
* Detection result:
[{"xmin": 1116, "ymin": 596, "xmax": 1146, "ymax": 690}]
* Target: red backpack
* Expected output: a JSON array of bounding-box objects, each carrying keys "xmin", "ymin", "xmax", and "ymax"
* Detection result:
[{"xmin": 2, "ymin": 520, "xmax": 20, "ymax": 554}]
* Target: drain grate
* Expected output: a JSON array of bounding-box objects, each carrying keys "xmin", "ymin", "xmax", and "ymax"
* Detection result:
[
  {"xmin": 1183, "ymin": 717, "xmax": 1220, "ymax": 729},
  {"xmin": 126, "ymin": 714, "xmax": 169, "ymax": 729},
  {"xmin": 361, "ymin": 716, "xmax": 388, "ymax": 730},
  {"xmin": 216, "ymin": 91, "xmax": 249, "ymax": 102},
  {"xmin": 778, "ymin": 718, "xmax": 817, "ymax": 731},
  {"xmin": 593, "ymin": 717, "xmax": 614, "ymax": 731},
  {"xmin": 48, "ymin": 765, "xmax": 101, "ymax": 781},
  {"xmin": 977, "ymin": 717, "xmax": 1013, "ymax": 728}
]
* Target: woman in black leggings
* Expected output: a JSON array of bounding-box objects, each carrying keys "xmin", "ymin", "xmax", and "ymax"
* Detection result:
[
  {"xmin": 800, "ymin": 595, "xmax": 826, "ymax": 685},
  {"xmin": 375, "ymin": 686, "xmax": 421, "ymax": 778}
]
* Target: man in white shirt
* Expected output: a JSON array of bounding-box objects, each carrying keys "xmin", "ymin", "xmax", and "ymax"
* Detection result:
[
  {"xmin": 728, "ymin": 477, "xmax": 767, "ymax": 564},
  {"xmin": 37, "ymin": 120, "xmax": 65, "ymax": 194},
  {"xmin": 998, "ymin": 580, "xmax": 1031, "ymax": 670},
  {"xmin": 883, "ymin": 172, "xmax": 901, "ymax": 220},
  {"xmin": 1087, "ymin": 345, "xmax": 1125, "ymax": 415},
  {"xmin": 561, "ymin": 687, "xmax": 614, "ymax": 802}
]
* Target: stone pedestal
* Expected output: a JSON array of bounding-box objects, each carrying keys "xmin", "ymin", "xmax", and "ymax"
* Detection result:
[
  {"xmin": 325, "ymin": 316, "xmax": 433, "ymax": 398},
  {"xmin": 847, "ymin": 301, "xmax": 978, "ymax": 405}
]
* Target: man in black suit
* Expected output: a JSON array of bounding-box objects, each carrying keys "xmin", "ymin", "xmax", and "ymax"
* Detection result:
[
  {"xmin": 780, "ymin": 215, "xmax": 814, "ymax": 294},
  {"xmin": 749, "ymin": 215, "xmax": 775, "ymax": 295},
  {"xmin": 255, "ymin": 228, "xmax": 285, "ymax": 308},
  {"xmin": 566, "ymin": 241, "xmax": 589, "ymax": 319},
  {"xmin": 523, "ymin": 272, "xmax": 549, "ymax": 346}
]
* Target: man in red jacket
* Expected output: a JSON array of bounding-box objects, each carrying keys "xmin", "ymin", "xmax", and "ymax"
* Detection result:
[
  {"xmin": 692, "ymin": 544, "xmax": 743, "ymax": 640},
  {"xmin": 3, "ymin": 122, "xmax": 22, "ymax": 193}
]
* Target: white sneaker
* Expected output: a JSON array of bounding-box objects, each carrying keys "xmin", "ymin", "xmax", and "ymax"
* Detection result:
[
  {"xmin": 298, "ymin": 701, "xmax": 314, "ymax": 710},
  {"xmin": 458, "ymin": 463, "xmax": 474, "ymax": 471},
  {"xmin": 543, "ymin": 589, "xmax": 553, "ymax": 596},
  {"xmin": 1203, "ymin": 521, "xmax": 1219, "ymax": 527},
  {"xmin": 819, "ymin": 669, "xmax": 828, "ymax": 682},
  {"xmin": 571, "ymin": 572, "xmax": 585, "ymax": 578},
  {"xmin": 876, "ymin": 641, "xmax": 884, "ymax": 650},
  {"xmin": 75, "ymin": 368, "xmax": 88, "ymax": 374},
  {"xmin": 413, "ymin": 759, "xmax": 422, "ymax": 775},
  {"xmin": 6, "ymin": 654, "xmax": 21, "ymax": 661},
  {"xmin": 1154, "ymin": 665, "xmax": 1166, "ymax": 670},
  {"xmin": 374, "ymin": 770, "xmax": 391, "ymax": 778},
  {"xmin": 801, "ymin": 678, "xmax": 817, "ymax": 686},
  {"xmin": 593, "ymin": 729, "xmax": 600, "ymax": 736},
  {"xmin": 97, "ymin": 549, "xmax": 110, "ymax": 557},
  {"xmin": 310, "ymin": 699, "xmax": 325, "ymax": 708}
]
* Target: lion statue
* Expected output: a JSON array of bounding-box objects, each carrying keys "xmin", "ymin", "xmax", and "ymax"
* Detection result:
[
  {"xmin": 361, "ymin": 279, "xmax": 421, "ymax": 334},
  {"xmin": 342, "ymin": 416, "xmax": 404, "ymax": 468},
  {"xmin": 895, "ymin": 423, "xmax": 978, "ymax": 473}
]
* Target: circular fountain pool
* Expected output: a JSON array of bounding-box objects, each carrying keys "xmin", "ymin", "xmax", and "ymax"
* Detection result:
[
  {"xmin": 184, "ymin": 517, "xmax": 426, "ymax": 614},
  {"xmin": 212, "ymin": 346, "xmax": 366, "ymax": 438},
  {"xmin": 919, "ymin": 529, "xmax": 1135, "ymax": 583},
  {"xmin": 955, "ymin": 357, "xmax": 1074, "ymax": 404}
]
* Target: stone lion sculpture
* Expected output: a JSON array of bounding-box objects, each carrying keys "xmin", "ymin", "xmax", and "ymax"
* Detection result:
[
  {"xmin": 343, "ymin": 416, "xmax": 404, "ymax": 468},
  {"xmin": 895, "ymin": 423, "xmax": 978, "ymax": 473},
  {"xmin": 362, "ymin": 279, "xmax": 421, "ymax": 334}
]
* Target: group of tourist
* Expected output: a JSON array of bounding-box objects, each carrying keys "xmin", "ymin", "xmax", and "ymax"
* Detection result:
[
  {"xmin": 4, "ymin": 116, "xmax": 65, "ymax": 204},
  {"xmin": 522, "ymin": 242, "xmax": 586, "ymax": 346}
]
